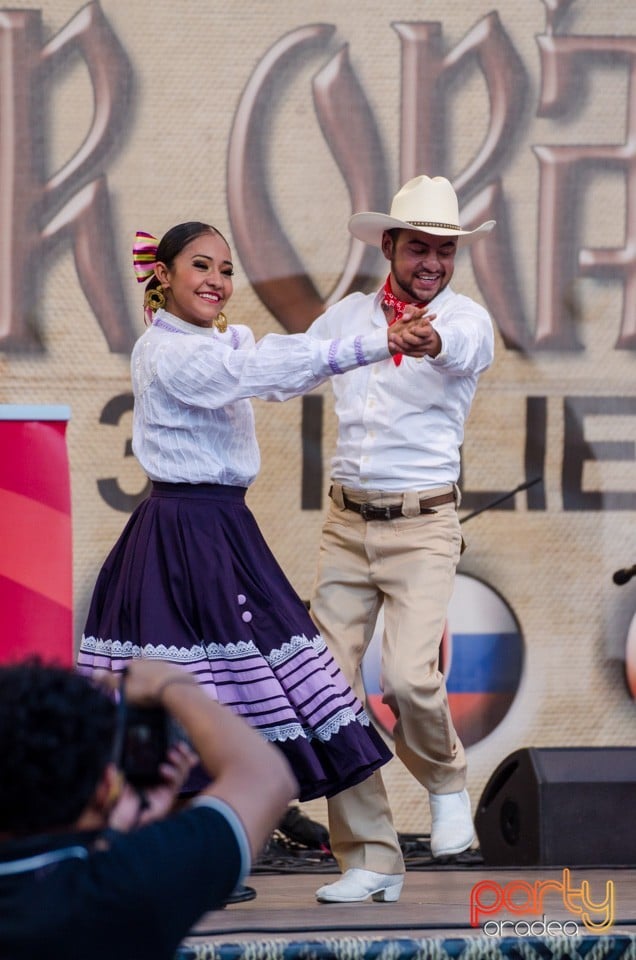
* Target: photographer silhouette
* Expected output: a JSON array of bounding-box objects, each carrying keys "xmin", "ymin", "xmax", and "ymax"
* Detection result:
[{"xmin": 0, "ymin": 658, "xmax": 296, "ymax": 960}]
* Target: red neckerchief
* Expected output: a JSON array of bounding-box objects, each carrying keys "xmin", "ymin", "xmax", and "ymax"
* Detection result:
[{"xmin": 382, "ymin": 276, "xmax": 426, "ymax": 366}]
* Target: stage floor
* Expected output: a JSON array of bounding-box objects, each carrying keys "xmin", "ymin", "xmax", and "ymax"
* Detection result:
[{"xmin": 184, "ymin": 865, "xmax": 636, "ymax": 947}]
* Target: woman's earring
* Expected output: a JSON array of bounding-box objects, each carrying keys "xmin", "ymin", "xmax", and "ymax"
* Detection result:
[
  {"xmin": 144, "ymin": 286, "xmax": 166, "ymax": 313},
  {"xmin": 214, "ymin": 312, "xmax": 228, "ymax": 333}
]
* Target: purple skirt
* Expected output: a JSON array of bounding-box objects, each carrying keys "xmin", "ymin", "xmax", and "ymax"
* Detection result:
[{"xmin": 78, "ymin": 482, "xmax": 391, "ymax": 800}]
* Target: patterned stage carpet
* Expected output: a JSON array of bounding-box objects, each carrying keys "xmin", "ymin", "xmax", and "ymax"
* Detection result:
[
  {"xmin": 177, "ymin": 934, "xmax": 636, "ymax": 960},
  {"xmin": 175, "ymin": 816, "xmax": 636, "ymax": 960}
]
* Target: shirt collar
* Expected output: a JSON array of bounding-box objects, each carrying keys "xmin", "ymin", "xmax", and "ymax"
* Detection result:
[{"xmin": 153, "ymin": 309, "xmax": 217, "ymax": 337}]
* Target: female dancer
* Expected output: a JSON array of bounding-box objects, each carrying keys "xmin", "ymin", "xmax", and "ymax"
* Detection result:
[{"xmin": 77, "ymin": 221, "xmax": 430, "ymax": 800}]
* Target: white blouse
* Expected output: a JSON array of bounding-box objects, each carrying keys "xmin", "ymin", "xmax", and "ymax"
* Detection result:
[{"xmin": 131, "ymin": 309, "xmax": 391, "ymax": 486}]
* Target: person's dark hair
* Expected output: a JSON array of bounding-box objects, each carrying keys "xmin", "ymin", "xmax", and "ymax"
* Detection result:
[
  {"xmin": 144, "ymin": 221, "xmax": 229, "ymax": 296},
  {"xmin": 0, "ymin": 659, "xmax": 116, "ymax": 835}
]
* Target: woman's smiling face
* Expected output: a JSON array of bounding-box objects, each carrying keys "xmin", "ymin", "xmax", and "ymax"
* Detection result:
[{"xmin": 156, "ymin": 231, "xmax": 234, "ymax": 328}]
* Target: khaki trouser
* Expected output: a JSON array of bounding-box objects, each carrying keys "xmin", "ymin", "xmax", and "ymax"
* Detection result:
[{"xmin": 310, "ymin": 483, "xmax": 466, "ymax": 875}]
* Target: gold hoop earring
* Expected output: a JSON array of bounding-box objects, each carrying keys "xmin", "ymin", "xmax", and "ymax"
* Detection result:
[
  {"xmin": 144, "ymin": 287, "xmax": 166, "ymax": 313},
  {"xmin": 214, "ymin": 312, "xmax": 228, "ymax": 333}
]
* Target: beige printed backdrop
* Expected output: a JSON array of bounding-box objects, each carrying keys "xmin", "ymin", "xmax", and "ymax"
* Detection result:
[{"xmin": 2, "ymin": 0, "xmax": 636, "ymax": 834}]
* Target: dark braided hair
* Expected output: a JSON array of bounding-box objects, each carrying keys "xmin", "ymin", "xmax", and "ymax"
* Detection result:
[{"xmin": 0, "ymin": 659, "xmax": 116, "ymax": 835}]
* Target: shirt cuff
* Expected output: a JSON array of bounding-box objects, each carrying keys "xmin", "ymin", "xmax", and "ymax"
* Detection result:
[{"xmin": 427, "ymin": 329, "xmax": 447, "ymax": 363}]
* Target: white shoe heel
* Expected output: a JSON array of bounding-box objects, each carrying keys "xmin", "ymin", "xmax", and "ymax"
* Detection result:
[{"xmin": 372, "ymin": 879, "xmax": 403, "ymax": 902}]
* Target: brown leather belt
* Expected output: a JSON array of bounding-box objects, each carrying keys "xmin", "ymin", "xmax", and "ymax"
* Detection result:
[{"xmin": 332, "ymin": 487, "xmax": 456, "ymax": 521}]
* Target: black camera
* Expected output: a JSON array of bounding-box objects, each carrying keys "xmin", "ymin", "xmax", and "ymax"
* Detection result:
[
  {"xmin": 119, "ymin": 705, "xmax": 172, "ymax": 788},
  {"xmin": 111, "ymin": 672, "xmax": 192, "ymax": 789}
]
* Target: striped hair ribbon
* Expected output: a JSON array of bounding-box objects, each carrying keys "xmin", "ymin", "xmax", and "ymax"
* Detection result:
[{"xmin": 132, "ymin": 231, "xmax": 159, "ymax": 282}]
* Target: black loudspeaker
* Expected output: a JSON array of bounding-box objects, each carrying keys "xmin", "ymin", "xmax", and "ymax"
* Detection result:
[{"xmin": 475, "ymin": 746, "xmax": 636, "ymax": 866}]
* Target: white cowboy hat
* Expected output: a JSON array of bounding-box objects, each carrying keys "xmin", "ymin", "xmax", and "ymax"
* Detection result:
[{"xmin": 348, "ymin": 175, "xmax": 496, "ymax": 248}]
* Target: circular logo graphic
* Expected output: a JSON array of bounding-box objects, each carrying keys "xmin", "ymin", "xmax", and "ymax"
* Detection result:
[{"xmin": 361, "ymin": 572, "xmax": 524, "ymax": 748}]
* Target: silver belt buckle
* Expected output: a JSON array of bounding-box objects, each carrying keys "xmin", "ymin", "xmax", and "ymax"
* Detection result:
[{"xmin": 359, "ymin": 502, "xmax": 393, "ymax": 520}]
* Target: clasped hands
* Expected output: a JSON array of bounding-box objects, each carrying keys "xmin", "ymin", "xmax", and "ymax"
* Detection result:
[{"xmin": 387, "ymin": 305, "xmax": 441, "ymax": 359}]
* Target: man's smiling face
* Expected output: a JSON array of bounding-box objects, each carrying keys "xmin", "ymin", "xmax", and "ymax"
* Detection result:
[{"xmin": 382, "ymin": 228, "xmax": 457, "ymax": 304}]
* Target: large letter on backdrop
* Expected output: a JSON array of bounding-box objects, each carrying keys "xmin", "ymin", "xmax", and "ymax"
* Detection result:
[
  {"xmin": 394, "ymin": 13, "xmax": 528, "ymax": 349},
  {"xmin": 0, "ymin": 2, "xmax": 134, "ymax": 352},
  {"xmin": 227, "ymin": 24, "xmax": 389, "ymax": 332},
  {"xmin": 535, "ymin": 31, "xmax": 636, "ymax": 349}
]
